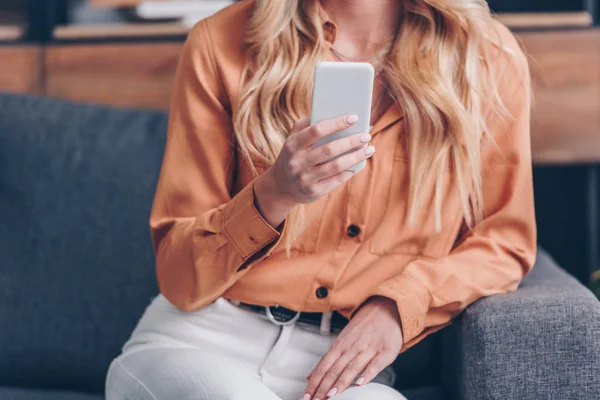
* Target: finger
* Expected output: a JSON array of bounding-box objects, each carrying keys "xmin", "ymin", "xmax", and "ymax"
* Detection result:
[
  {"xmin": 312, "ymin": 351, "xmax": 357, "ymax": 400},
  {"xmin": 295, "ymin": 114, "xmax": 359, "ymax": 150},
  {"xmin": 355, "ymin": 354, "xmax": 389, "ymax": 386},
  {"xmin": 285, "ymin": 117, "xmax": 312, "ymax": 153},
  {"xmin": 330, "ymin": 351, "xmax": 375, "ymax": 395},
  {"xmin": 304, "ymin": 132, "xmax": 370, "ymax": 167},
  {"xmin": 308, "ymin": 145, "xmax": 375, "ymax": 182},
  {"xmin": 291, "ymin": 117, "xmax": 311, "ymax": 133},
  {"xmin": 313, "ymin": 169, "xmax": 357, "ymax": 196},
  {"xmin": 304, "ymin": 349, "xmax": 342, "ymax": 400}
]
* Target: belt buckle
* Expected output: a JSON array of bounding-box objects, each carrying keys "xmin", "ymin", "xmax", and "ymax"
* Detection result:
[{"xmin": 265, "ymin": 304, "xmax": 300, "ymax": 326}]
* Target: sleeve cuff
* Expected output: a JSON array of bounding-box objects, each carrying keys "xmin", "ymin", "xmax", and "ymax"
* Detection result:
[
  {"xmin": 221, "ymin": 180, "xmax": 283, "ymax": 260},
  {"xmin": 373, "ymin": 274, "xmax": 431, "ymax": 345}
]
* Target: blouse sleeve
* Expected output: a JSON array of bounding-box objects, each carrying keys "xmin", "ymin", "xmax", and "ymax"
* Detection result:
[
  {"xmin": 150, "ymin": 20, "xmax": 285, "ymax": 311},
  {"xmin": 368, "ymin": 28, "xmax": 537, "ymax": 351}
]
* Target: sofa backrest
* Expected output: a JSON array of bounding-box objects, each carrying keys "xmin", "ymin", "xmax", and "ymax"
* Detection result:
[{"xmin": 0, "ymin": 93, "xmax": 166, "ymax": 393}]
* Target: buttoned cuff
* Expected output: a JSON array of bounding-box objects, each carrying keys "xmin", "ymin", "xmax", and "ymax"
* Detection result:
[
  {"xmin": 374, "ymin": 274, "xmax": 430, "ymax": 348},
  {"xmin": 221, "ymin": 180, "xmax": 283, "ymax": 260}
]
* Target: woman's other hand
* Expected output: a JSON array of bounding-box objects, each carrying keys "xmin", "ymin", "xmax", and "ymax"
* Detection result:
[
  {"xmin": 254, "ymin": 115, "xmax": 374, "ymax": 228},
  {"xmin": 303, "ymin": 297, "xmax": 403, "ymax": 400}
]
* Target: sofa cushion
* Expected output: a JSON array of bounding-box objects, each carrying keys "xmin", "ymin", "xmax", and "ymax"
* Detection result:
[
  {"xmin": 394, "ymin": 332, "xmax": 440, "ymax": 390},
  {"xmin": 0, "ymin": 387, "xmax": 102, "ymax": 400},
  {"xmin": 0, "ymin": 93, "xmax": 166, "ymax": 393},
  {"xmin": 401, "ymin": 386, "xmax": 442, "ymax": 400}
]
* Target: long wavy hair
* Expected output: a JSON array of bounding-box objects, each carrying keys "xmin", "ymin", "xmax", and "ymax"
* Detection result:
[{"xmin": 234, "ymin": 0, "xmax": 507, "ymax": 251}]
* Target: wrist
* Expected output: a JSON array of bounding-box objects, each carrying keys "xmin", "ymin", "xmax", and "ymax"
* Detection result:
[
  {"xmin": 253, "ymin": 168, "xmax": 296, "ymax": 228},
  {"xmin": 366, "ymin": 296, "xmax": 401, "ymax": 323}
]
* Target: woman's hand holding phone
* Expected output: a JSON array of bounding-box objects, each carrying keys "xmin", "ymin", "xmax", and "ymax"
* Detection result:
[{"xmin": 254, "ymin": 114, "xmax": 374, "ymax": 228}]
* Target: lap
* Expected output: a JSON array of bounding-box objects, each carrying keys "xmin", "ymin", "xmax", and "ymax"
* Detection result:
[
  {"xmin": 106, "ymin": 346, "xmax": 406, "ymax": 400},
  {"xmin": 105, "ymin": 347, "xmax": 280, "ymax": 400}
]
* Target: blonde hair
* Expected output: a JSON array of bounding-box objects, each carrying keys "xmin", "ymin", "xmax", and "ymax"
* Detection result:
[{"xmin": 234, "ymin": 0, "xmax": 506, "ymax": 251}]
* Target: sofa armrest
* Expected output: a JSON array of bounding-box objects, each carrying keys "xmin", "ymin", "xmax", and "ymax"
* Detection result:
[{"xmin": 441, "ymin": 248, "xmax": 600, "ymax": 400}]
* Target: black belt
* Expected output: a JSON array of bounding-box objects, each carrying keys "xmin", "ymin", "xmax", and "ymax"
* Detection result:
[{"xmin": 238, "ymin": 303, "xmax": 349, "ymax": 332}]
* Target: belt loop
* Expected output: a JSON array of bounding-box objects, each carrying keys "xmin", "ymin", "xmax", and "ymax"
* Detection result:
[
  {"xmin": 320, "ymin": 312, "xmax": 332, "ymax": 335},
  {"xmin": 259, "ymin": 324, "xmax": 295, "ymax": 379}
]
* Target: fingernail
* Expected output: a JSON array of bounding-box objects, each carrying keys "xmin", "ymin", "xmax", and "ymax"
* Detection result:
[
  {"xmin": 365, "ymin": 146, "xmax": 376, "ymax": 156},
  {"xmin": 327, "ymin": 388, "xmax": 338, "ymax": 397},
  {"xmin": 359, "ymin": 133, "xmax": 371, "ymax": 143},
  {"xmin": 353, "ymin": 161, "xmax": 366, "ymax": 173},
  {"xmin": 303, "ymin": 394, "xmax": 311, "ymax": 400},
  {"xmin": 346, "ymin": 114, "xmax": 359, "ymax": 124},
  {"xmin": 356, "ymin": 377, "xmax": 365, "ymax": 385}
]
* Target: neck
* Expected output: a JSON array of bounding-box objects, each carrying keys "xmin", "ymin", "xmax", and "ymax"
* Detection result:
[{"xmin": 321, "ymin": 0, "xmax": 401, "ymax": 53}]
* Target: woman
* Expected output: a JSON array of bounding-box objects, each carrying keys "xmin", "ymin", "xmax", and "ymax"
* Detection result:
[{"xmin": 106, "ymin": 0, "xmax": 536, "ymax": 399}]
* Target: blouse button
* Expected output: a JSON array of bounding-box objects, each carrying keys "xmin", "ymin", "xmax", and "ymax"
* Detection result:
[
  {"xmin": 316, "ymin": 286, "xmax": 329, "ymax": 299},
  {"xmin": 347, "ymin": 224, "xmax": 361, "ymax": 238}
]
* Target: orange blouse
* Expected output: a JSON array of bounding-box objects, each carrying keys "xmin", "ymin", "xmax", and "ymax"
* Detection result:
[{"xmin": 150, "ymin": 1, "xmax": 536, "ymax": 351}]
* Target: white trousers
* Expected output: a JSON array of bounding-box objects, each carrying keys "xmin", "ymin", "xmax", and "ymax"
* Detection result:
[{"xmin": 105, "ymin": 296, "xmax": 406, "ymax": 400}]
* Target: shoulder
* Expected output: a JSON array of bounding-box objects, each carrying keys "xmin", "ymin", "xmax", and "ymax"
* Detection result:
[
  {"xmin": 185, "ymin": 0, "xmax": 255, "ymax": 59},
  {"xmin": 179, "ymin": 1, "xmax": 256, "ymax": 107},
  {"xmin": 483, "ymin": 19, "xmax": 530, "ymax": 95},
  {"xmin": 480, "ymin": 20, "xmax": 532, "ymax": 164},
  {"xmin": 486, "ymin": 19, "xmax": 525, "ymax": 60}
]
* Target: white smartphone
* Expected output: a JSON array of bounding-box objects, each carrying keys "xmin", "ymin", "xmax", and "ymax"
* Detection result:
[{"xmin": 310, "ymin": 61, "xmax": 375, "ymax": 172}]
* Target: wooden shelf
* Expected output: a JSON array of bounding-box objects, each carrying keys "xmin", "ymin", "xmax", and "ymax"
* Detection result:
[
  {"xmin": 53, "ymin": 22, "xmax": 189, "ymax": 39},
  {"xmin": 0, "ymin": 46, "xmax": 44, "ymax": 94},
  {"xmin": 517, "ymin": 29, "xmax": 600, "ymax": 164},
  {"xmin": 495, "ymin": 11, "xmax": 593, "ymax": 28},
  {"xmin": 45, "ymin": 42, "xmax": 183, "ymax": 109},
  {"xmin": 49, "ymin": 13, "xmax": 594, "ymax": 41}
]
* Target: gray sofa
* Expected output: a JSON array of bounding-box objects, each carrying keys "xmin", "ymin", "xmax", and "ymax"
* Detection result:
[{"xmin": 0, "ymin": 92, "xmax": 598, "ymax": 400}]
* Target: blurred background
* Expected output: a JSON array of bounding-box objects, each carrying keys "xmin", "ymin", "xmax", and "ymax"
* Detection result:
[
  {"xmin": 0, "ymin": 0, "xmax": 599, "ymax": 288},
  {"xmin": 0, "ymin": 1, "xmax": 598, "ymax": 399}
]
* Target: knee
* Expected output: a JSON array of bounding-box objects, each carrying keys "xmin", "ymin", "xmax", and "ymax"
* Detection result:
[
  {"xmin": 106, "ymin": 349, "xmax": 207, "ymax": 400},
  {"xmin": 105, "ymin": 348, "xmax": 276, "ymax": 400},
  {"xmin": 106, "ymin": 357, "xmax": 157, "ymax": 400}
]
